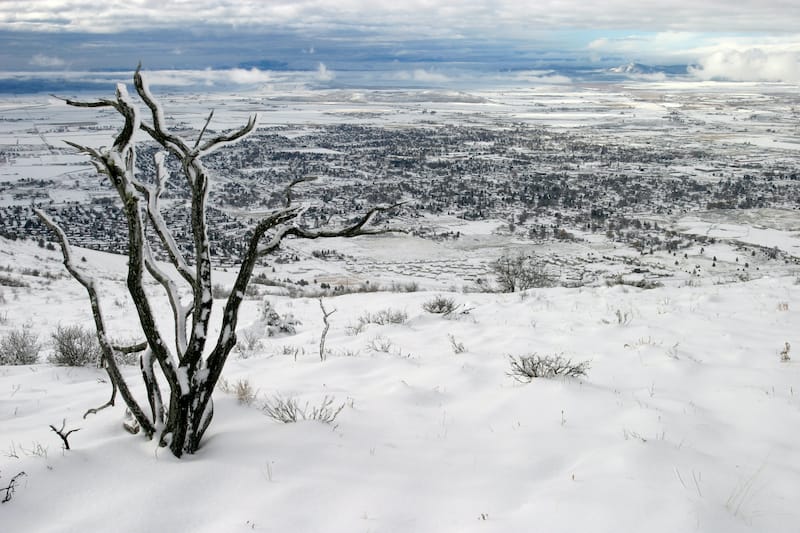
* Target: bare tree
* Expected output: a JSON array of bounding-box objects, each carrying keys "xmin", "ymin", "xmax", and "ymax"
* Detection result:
[
  {"xmin": 491, "ymin": 251, "xmax": 553, "ymax": 292},
  {"xmin": 318, "ymin": 299, "xmax": 336, "ymax": 361},
  {"xmin": 34, "ymin": 66, "xmax": 400, "ymax": 457}
]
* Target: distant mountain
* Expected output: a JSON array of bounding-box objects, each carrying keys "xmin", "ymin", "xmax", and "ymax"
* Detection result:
[
  {"xmin": 236, "ymin": 59, "xmax": 290, "ymax": 71},
  {"xmin": 608, "ymin": 62, "xmax": 661, "ymax": 75}
]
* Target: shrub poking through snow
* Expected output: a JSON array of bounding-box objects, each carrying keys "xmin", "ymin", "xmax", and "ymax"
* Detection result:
[
  {"xmin": 261, "ymin": 300, "xmax": 301, "ymax": 337},
  {"xmin": 217, "ymin": 378, "xmax": 259, "ymax": 406},
  {"xmin": 0, "ymin": 326, "xmax": 40, "ymax": 365},
  {"xmin": 366, "ymin": 335, "xmax": 394, "ymax": 353},
  {"xmin": 49, "ymin": 324, "xmax": 101, "ymax": 367},
  {"xmin": 780, "ymin": 342, "xmax": 791, "ymax": 362},
  {"xmin": 235, "ymin": 330, "xmax": 262, "ymax": 358},
  {"xmin": 508, "ymin": 353, "xmax": 590, "ymax": 382},
  {"xmin": 347, "ymin": 308, "xmax": 408, "ymax": 335},
  {"xmin": 262, "ymin": 395, "xmax": 344, "ymax": 424},
  {"xmin": 234, "ymin": 379, "xmax": 258, "ymax": 406},
  {"xmin": 422, "ymin": 295, "xmax": 458, "ymax": 315},
  {"xmin": 448, "ymin": 333, "xmax": 466, "ymax": 354},
  {"xmin": 362, "ymin": 308, "xmax": 408, "ymax": 325}
]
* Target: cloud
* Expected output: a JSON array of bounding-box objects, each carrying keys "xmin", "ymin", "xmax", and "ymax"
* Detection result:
[
  {"xmin": 29, "ymin": 53, "xmax": 65, "ymax": 67},
  {"xmin": 389, "ymin": 69, "xmax": 451, "ymax": 83},
  {"xmin": 410, "ymin": 69, "xmax": 450, "ymax": 83},
  {"xmin": 316, "ymin": 62, "xmax": 335, "ymax": 81},
  {"xmin": 4, "ymin": 1, "xmax": 800, "ymax": 36},
  {"xmin": 510, "ymin": 71, "xmax": 572, "ymax": 85},
  {"xmin": 689, "ymin": 49, "xmax": 800, "ymax": 82}
]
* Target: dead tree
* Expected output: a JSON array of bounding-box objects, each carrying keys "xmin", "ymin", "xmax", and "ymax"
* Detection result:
[
  {"xmin": 318, "ymin": 299, "xmax": 336, "ymax": 361},
  {"xmin": 35, "ymin": 66, "xmax": 400, "ymax": 457}
]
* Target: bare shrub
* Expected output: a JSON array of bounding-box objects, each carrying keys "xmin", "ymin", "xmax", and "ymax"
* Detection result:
[
  {"xmin": 262, "ymin": 395, "xmax": 344, "ymax": 424},
  {"xmin": 447, "ymin": 334, "xmax": 466, "ymax": 354},
  {"xmin": 347, "ymin": 308, "xmax": 408, "ymax": 335},
  {"xmin": 0, "ymin": 326, "xmax": 40, "ymax": 365},
  {"xmin": 49, "ymin": 324, "xmax": 100, "ymax": 367},
  {"xmin": 780, "ymin": 342, "xmax": 791, "ymax": 362},
  {"xmin": 280, "ymin": 344, "xmax": 305, "ymax": 359},
  {"xmin": 234, "ymin": 379, "xmax": 258, "ymax": 406},
  {"xmin": 366, "ymin": 335, "xmax": 394, "ymax": 353},
  {"xmin": 389, "ymin": 281, "xmax": 419, "ymax": 293},
  {"xmin": 492, "ymin": 251, "xmax": 554, "ymax": 292},
  {"xmin": 218, "ymin": 378, "xmax": 259, "ymax": 406},
  {"xmin": 422, "ymin": 295, "xmax": 457, "ymax": 315},
  {"xmin": 235, "ymin": 330, "xmax": 262, "ymax": 358},
  {"xmin": 508, "ymin": 354, "xmax": 590, "ymax": 382},
  {"xmin": 0, "ymin": 273, "xmax": 29, "ymax": 288},
  {"xmin": 211, "ymin": 283, "xmax": 231, "ymax": 299},
  {"xmin": 605, "ymin": 275, "xmax": 663, "ymax": 290},
  {"xmin": 365, "ymin": 308, "xmax": 408, "ymax": 325}
]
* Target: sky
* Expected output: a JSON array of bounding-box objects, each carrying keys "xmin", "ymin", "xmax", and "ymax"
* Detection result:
[{"xmin": 1, "ymin": 1, "xmax": 799, "ymax": 91}]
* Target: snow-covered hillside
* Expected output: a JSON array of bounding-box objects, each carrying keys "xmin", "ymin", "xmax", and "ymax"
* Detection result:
[{"xmin": 0, "ymin": 236, "xmax": 798, "ymax": 532}]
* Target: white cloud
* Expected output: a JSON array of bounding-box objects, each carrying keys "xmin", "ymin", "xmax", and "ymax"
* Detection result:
[
  {"xmin": 4, "ymin": 1, "xmax": 800, "ymax": 36},
  {"xmin": 226, "ymin": 67, "xmax": 273, "ymax": 84},
  {"xmin": 510, "ymin": 71, "xmax": 572, "ymax": 85},
  {"xmin": 388, "ymin": 69, "xmax": 452, "ymax": 83},
  {"xmin": 410, "ymin": 69, "xmax": 450, "ymax": 83},
  {"xmin": 29, "ymin": 54, "xmax": 65, "ymax": 67},
  {"xmin": 689, "ymin": 49, "xmax": 800, "ymax": 82},
  {"xmin": 316, "ymin": 62, "xmax": 335, "ymax": 82}
]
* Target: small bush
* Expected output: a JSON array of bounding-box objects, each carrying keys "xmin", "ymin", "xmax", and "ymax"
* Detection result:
[
  {"xmin": 366, "ymin": 335, "xmax": 394, "ymax": 353},
  {"xmin": 346, "ymin": 308, "xmax": 408, "ymax": 335},
  {"xmin": 260, "ymin": 300, "xmax": 300, "ymax": 336},
  {"xmin": 262, "ymin": 394, "xmax": 344, "ymax": 424},
  {"xmin": 0, "ymin": 273, "xmax": 28, "ymax": 288},
  {"xmin": 49, "ymin": 325, "xmax": 100, "ymax": 366},
  {"xmin": 235, "ymin": 330, "xmax": 262, "ymax": 358},
  {"xmin": 492, "ymin": 252, "xmax": 554, "ymax": 292},
  {"xmin": 508, "ymin": 354, "xmax": 590, "ymax": 382},
  {"xmin": 389, "ymin": 281, "xmax": 419, "ymax": 293},
  {"xmin": 217, "ymin": 377, "xmax": 258, "ymax": 405},
  {"xmin": 0, "ymin": 327, "xmax": 40, "ymax": 365},
  {"xmin": 422, "ymin": 295, "xmax": 457, "ymax": 315},
  {"xmin": 605, "ymin": 275, "xmax": 663, "ymax": 290},
  {"xmin": 211, "ymin": 283, "xmax": 231, "ymax": 299},
  {"xmin": 448, "ymin": 334, "xmax": 466, "ymax": 354},
  {"xmin": 234, "ymin": 379, "xmax": 258, "ymax": 406},
  {"xmin": 780, "ymin": 342, "xmax": 791, "ymax": 362}
]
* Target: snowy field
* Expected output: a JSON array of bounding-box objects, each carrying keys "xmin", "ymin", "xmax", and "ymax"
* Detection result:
[{"xmin": 1, "ymin": 235, "xmax": 798, "ymax": 532}]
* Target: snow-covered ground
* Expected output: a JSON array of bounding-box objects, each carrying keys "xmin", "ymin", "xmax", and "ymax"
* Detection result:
[{"xmin": 1, "ymin": 236, "xmax": 798, "ymax": 532}]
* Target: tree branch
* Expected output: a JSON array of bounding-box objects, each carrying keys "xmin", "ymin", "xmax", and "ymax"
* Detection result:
[
  {"xmin": 111, "ymin": 341, "xmax": 148, "ymax": 354},
  {"xmin": 193, "ymin": 110, "xmax": 215, "ymax": 151},
  {"xmin": 285, "ymin": 202, "xmax": 406, "ymax": 240},
  {"xmin": 285, "ymin": 176, "xmax": 317, "ymax": 207},
  {"xmin": 133, "ymin": 65, "xmax": 190, "ymax": 156},
  {"xmin": 33, "ymin": 207, "xmax": 156, "ymax": 437},
  {"xmin": 197, "ymin": 114, "xmax": 257, "ymax": 154},
  {"xmin": 83, "ymin": 378, "xmax": 117, "ymax": 419},
  {"xmin": 49, "ymin": 419, "xmax": 80, "ymax": 451}
]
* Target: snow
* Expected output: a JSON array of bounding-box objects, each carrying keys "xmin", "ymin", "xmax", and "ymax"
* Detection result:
[{"xmin": 1, "ymin": 235, "xmax": 798, "ymax": 532}]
